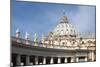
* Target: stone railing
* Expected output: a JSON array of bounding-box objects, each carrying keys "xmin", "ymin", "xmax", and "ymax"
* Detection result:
[{"xmin": 11, "ymin": 36, "xmax": 95, "ymax": 50}]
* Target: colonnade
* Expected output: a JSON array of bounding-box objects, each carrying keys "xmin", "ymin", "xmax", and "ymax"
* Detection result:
[{"xmin": 11, "ymin": 54, "xmax": 83, "ymax": 66}]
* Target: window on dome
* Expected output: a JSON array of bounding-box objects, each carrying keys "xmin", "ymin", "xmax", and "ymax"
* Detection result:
[
  {"xmin": 82, "ymin": 41, "xmax": 84, "ymax": 44},
  {"xmin": 55, "ymin": 38, "xmax": 57, "ymax": 41},
  {"xmin": 62, "ymin": 42, "xmax": 65, "ymax": 45},
  {"xmin": 71, "ymin": 29, "xmax": 72, "ymax": 32},
  {"xmin": 74, "ymin": 30, "xmax": 75, "ymax": 33},
  {"xmin": 73, "ymin": 41, "xmax": 75, "ymax": 44}
]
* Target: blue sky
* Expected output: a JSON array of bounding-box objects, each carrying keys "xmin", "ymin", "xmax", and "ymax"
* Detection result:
[{"xmin": 11, "ymin": 0, "xmax": 96, "ymax": 40}]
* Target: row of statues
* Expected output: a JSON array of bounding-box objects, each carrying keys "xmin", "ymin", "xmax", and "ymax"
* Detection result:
[{"xmin": 15, "ymin": 29, "xmax": 39, "ymax": 43}]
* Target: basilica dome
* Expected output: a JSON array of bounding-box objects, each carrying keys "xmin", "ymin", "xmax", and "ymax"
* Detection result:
[{"xmin": 53, "ymin": 15, "xmax": 76, "ymax": 36}]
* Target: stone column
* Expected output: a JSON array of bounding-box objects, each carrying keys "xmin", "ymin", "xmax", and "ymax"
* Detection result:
[
  {"xmin": 16, "ymin": 54, "xmax": 21, "ymax": 66},
  {"xmin": 11, "ymin": 62, "xmax": 13, "ymax": 67},
  {"xmin": 35, "ymin": 56, "xmax": 38, "ymax": 65},
  {"xmin": 91, "ymin": 51, "xmax": 94, "ymax": 61},
  {"xmin": 50, "ymin": 57, "xmax": 53, "ymax": 64},
  {"xmin": 64, "ymin": 57, "xmax": 67, "ymax": 63},
  {"xmin": 76, "ymin": 57, "xmax": 79, "ymax": 62},
  {"xmin": 20, "ymin": 62, "xmax": 24, "ymax": 66},
  {"xmin": 26, "ymin": 55, "xmax": 30, "ymax": 66},
  {"xmin": 58, "ymin": 57, "xmax": 61, "ymax": 63},
  {"xmin": 85, "ymin": 57, "xmax": 87, "ymax": 62},
  {"xmin": 43, "ymin": 57, "xmax": 46, "ymax": 64},
  {"xmin": 71, "ymin": 57, "xmax": 75, "ymax": 63}
]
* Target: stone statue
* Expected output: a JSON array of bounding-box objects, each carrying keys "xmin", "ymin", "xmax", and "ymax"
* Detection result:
[
  {"xmin": 34, "ymin": 33, "xmax": 37, "ymax": 46},
  {"xmin": 25, "ymin": 32, "xmax": 29, "ymax": 40},
  {"xmin": 41, "ymin": 34, "xmax": 45, "ymax": 43},
  {"xmin": 16, "ymin": 28, "xmax": 20, "ymax": 38}
]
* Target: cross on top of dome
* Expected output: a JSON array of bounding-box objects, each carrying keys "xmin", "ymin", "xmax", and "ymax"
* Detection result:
[
  {"xmin": 52, "ymin": 10, "xmax": 76, "ymax": 36},
  {"xmin": 59, "ymin": 11, "xmax": 68, "ymax": 23}
]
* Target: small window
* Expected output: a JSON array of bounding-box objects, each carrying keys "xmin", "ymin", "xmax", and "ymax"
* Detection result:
[
  {"xmin": 73, "ymin": 42, "xmax": 75, "ymax": 44},
  {"xmin": 82, "ymin": 41, "xmax": 84, "ymax": 44},
  {"xmin": 57, "ymin": 30, "xmax": 59, "ymax": 32}
]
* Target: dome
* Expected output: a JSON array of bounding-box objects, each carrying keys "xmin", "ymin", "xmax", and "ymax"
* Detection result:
[{"xmin": 53, "ymin": 15, "xmax": 76, "ymax": 36}]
